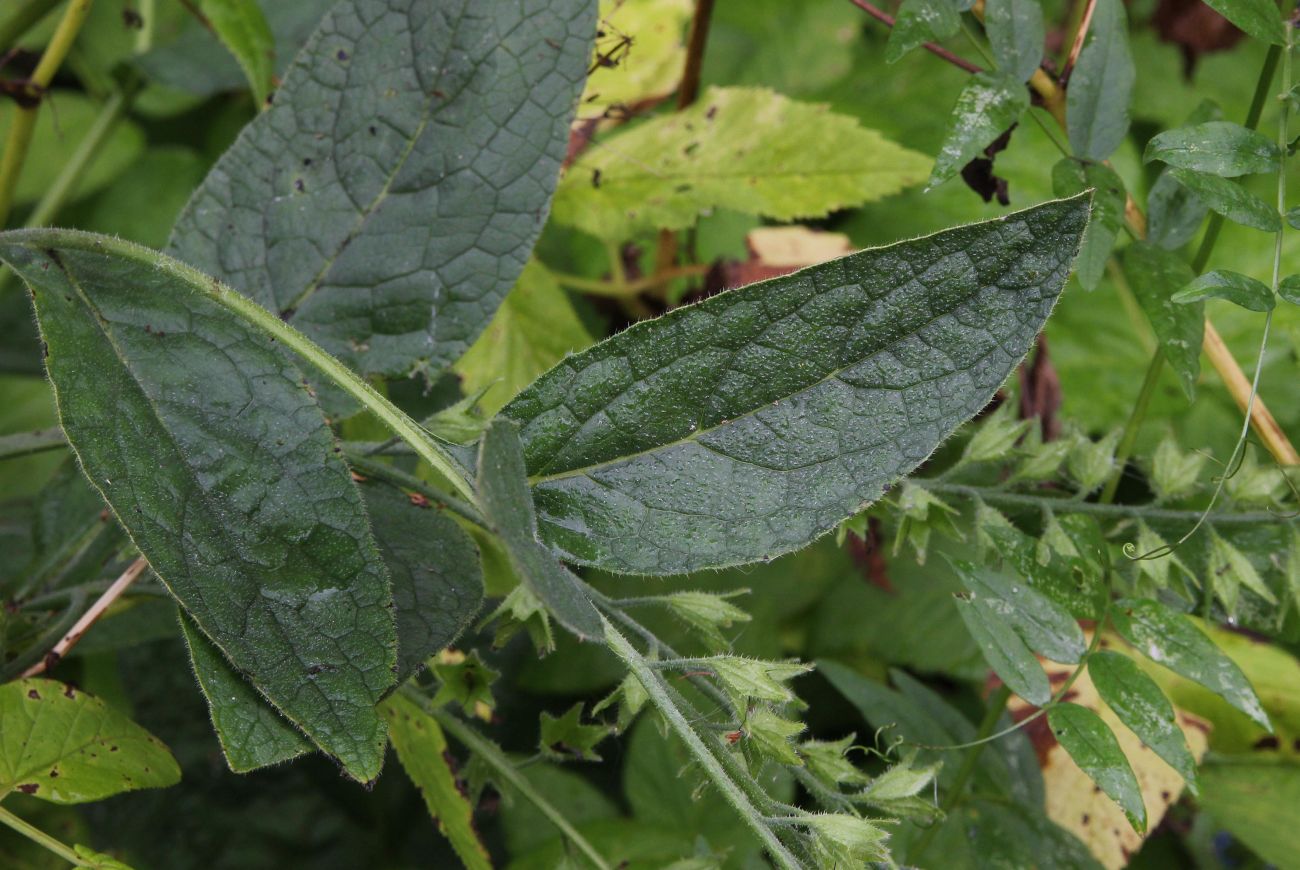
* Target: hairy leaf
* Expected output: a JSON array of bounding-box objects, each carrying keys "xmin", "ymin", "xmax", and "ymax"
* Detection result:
[
  {"xmin": 951, "ymin": 558, "xmax": 1087, "ymax": 664},
  {"xmin": 180, "ymin": 613, "xmax": 313, "ymax": 772},
  {"xmin": 503, "ymin": 196, "xmax": 1089, "ymax": 574},
  {"xmin": 196, "ymin": 0, "xmax": 275, "ymax": 103},
  {"xmin": 0, "ymin": 230, "xmax": 397, "ymax": 781},
  {"xmin": 1166, "ymin": 168, "xmax": 1281, "ymax": 232},
  {"xmin": 553, "ymin": 86, "xmax": 930, "ymax": 240},
  {"xmin": 955, "ymin": 594, "xmax": 1051, "ymax": 704},
  {"xmin": 1089, "ymin": 650, "xmax": 1198, "ymax": 793},
  {"xmin": 1200, "ymin": 0, "xmax": 1286, "ymax": 45},
  {"xmin": 1066, "ymin": 0, "xmax": 1134, "ymax": 161},
  {"xmin": 1144, "ymin": 121, "xmax": 1280, "ymax": 178},
  {"xmin": 929, "ymin": 73, "xmax": 1028, "ymax": 189},
  {"xmin": 0, "ymin": 679, "xmax": 179, "ymax": 803},
  {"xmin": 1112, "ymin": 598, "xmax": 1270, "ymax": 729},
  {"xmin": 1120, "ymin": 242, "xmax": 1203, "ymax": 400},
  {"xmin": 454, "ymin": 261, "xmax": 596, "ymax": 417},
  {"xmin": 1173, "ymin": 269, "xmax": 1276, "ymax": 312},
  {"xmin": 169, "ymin": 0, "xmax": 595, "ymax": 391},
  {"xmin": 476, "ymin": 419, "xmax": 603, "ymax": 640},
  {"xmin": 1052, "ymin": 158, "xmax": 1125, "ymax": 289},
  {"xmin": 985, "ymin": 0, "xmax": 1045, "ymax": 83},
  {"xmin": 382, "ymin": 694, "xmax": 491, "ymax": 870},
  {"xmin": 1047, "ymin": 702, "xmax": 1147, "ymax": 832}
]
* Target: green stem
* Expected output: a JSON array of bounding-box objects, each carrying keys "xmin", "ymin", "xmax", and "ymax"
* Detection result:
[
  {"xmin": 604, "ymin": 621, "xmax": 805, "ymax": 870},
  {"xmin": 0, "ymin": 804, "xmax": 88, "ymax": 866},
  {"xmin": 0, "ymin": 0, "xmax": 97, "ymax": 227},
  {"xmin": 0, "ymin": 0, "xmax": 62, "ymax": 48},
  {"xmin": 420, "ymin": 696, "xmax": 612, "ymax": 870},
  {"xmin": 342, "ymin": 450, "xmax": 486, "ymax": 531},
  {"xmin": 0, "ymin": 427, "xmax": 67, "ymax": 461},
  {"xmin": 135, "ymin": 0, "xmax": 157, "ymax": 53},
  {"xmin": 906, "ymin": 684, "xmax": 1011, "ymax": 865},
  {"xmin": 0, "ymin": 229, "xmax": 478, "ymax": 504},
  {"xmin": 1099, "ymin": 349, "xmax": 1165, "ymax": 504}
]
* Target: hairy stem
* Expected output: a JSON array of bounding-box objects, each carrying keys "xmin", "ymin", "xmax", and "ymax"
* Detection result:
[
  {"xmin": 0, "ymin": 0, "xmax": 96, "ymax": 227},
  {"xmin": 0, "ymin": 805, "xmax": 87, "ymax": 866},
  {"xmin": 421, "ymin": 695, "xmax": 612, "ymax": 870}
]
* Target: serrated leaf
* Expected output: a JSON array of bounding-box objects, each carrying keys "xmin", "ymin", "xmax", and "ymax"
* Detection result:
[
  {"xmin": 1048, "ymin": 702, "xmax": 1147, "ymax": 832},
  {"xmin": 539, "ymin": 703, "xmax": 610, "ymax": 762},
  {"xmin": 988, "ymin": 519, "xmax": 1106, "ymax": 619},
  {"xmin": 1052, "ymin": 158, "xmax": 1125, "ymax": 289},
  {"xmin": 432, "ymin": 650, "xmax": 500, "ymax": 716},
  {"xmin": 180, "ymin": 612, "xmax": 313, "ymax": 773},
  {"xmin": 1120, "ymin": 244, "xmax": 1204, "ymax": 401},
  {"xmin": 1173, "ymin": 269, "xmax": 1276, "ymax": 312},
  {"xmin": 1144, "ymin": 121, "xmax": 1281, "ymax": 177},
  {"xmin": 453, "ymin": 261, "xmax": 596, "ymax": 417},
  {"xmin": 1066, "ymin": 0, "xmax": 1134, "ymax": 161},
  {"xmin": 1112, "ymin": 597, "xmax": 1270, "ymax": 729},
  {"xmin": 859, "ymin": 750, "xmax": 940, "ymax": 801},
  {"xmin": 503, "ymin": 195, "xmax": 1090, "ymax": 575},
  {"xmin": 1200, "ymin": 0, "xmax": 1286, "ymax": 45},
  {"xmin": 985, "ymin": 0, "xmax": 1045, "ymax": 83},
  {"xmin": 553, "ymin": 86, "xmax": 930, "ymax": 240},
  {"xmin": 1089, "ymin": 650, "xmax": 1199, "ymax": 794},
  {"xmin": 800, "ymin": 735, "xmax": 869, "ymax": 787},
  {"xmin": 804, "ymin": 813, "xmax": 889, "ymax": 865},
  {"xmin": 1067, "ymin": 429, "xmax": 1120, "ymax": 494},
  {"xmin": 476, "ymin": 419, "xmax": 603, "ymax": 641},
  {"xmin": 961, "ymin": 403, "xmax": 1033, "ymax": 463},
  {"xmin": 196, "ymin": 0, "xmax": 275, "ymax": 104},
  {"xmin": 1150, "ymin": 435, "xmax": 1207, "ymax": 499},
  {"xmin": 0, "ymin": 679, "xmax": 179, "ymax": 803},
  {"xmin": 951, "ymin": 558, "xmax": 1088, "ymax": 664},
  {"xmin": 705, "ymin": 657, "xmax": 811, "ymax": 714},
  {"xmin": 1166, "ymin": 168, "xmax": 1281, "ymax": 232},
  {"xmin": 929, "ymin": 72, "xmax": 1029, "ymax": 189},
  {"xmin": 886, "ymin": 0, "xmax": 961, "ymax": 63},
  {"xmin": 1207, "ymin": 527, "xmax": 1277, "ymax": 613},
  {"xmin": 580, "ymin": 0, "xmax": 692, "ymax": 119},
  {"xmin": 1147, "ymin": 169, "xmax": 1209, "ymax": 251},
  {"xmin": 382, "ymin": 693, "xmax": 492, "ymax": 870},
  {"xmin": 168, "ymin": 0, "xmax": 595, "ymax": 396},
  {"xmin": 955, "ymin": 594, "xmax": 1052, "ymax": 705},
  {"xmin": 744, "ymin": 707, "xmax": 805, "ymax": 766},
  {"xmin": 0, "ymin": 231, "xmax": 396, "ymax": 781}
]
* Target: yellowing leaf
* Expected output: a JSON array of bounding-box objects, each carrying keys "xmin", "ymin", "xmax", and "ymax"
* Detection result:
[
  {"xmin": 581, "ymin": 0, "xmax": 692, "ymax": 120},
  {"xmin": 454, "ymin": 261, "xmax": 595, "ymax": 416},
  {"xmin": 554, "ymin": 86, "xmax": 930, "ymax": 239}
]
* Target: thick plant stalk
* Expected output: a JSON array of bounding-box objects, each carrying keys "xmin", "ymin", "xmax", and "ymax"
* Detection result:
[
  {"xmin": 22, "ymin": 556, "xmax": 147, "ymax": 677},
  {"xmin": 0, "ymin": 0, "xmax": 96, "ymax": 227}
]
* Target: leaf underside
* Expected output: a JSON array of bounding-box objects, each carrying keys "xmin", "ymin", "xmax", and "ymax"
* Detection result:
[
  {"xmin": 168, "ymin": 0, "xmax": 595, "ymax": 394},
  {"xmin": 502, "ymin": 194, "xmax": 1091, "ymax": 575}
]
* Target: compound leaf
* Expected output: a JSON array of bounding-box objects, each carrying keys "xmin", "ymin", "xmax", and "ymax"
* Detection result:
[
  {"xmin": 951, "ymin": 558, "xmax": 1087, "ymax": 664},
  {"xmin": 553, "ymin": 86, "xmax": 930, "ymax": 240},
  {"xmin": 1048, "ymin": 702, "xmax": 1147, "ymax": 832},
  {"xmin": 1066, "ymin": 0, "xmax": 1134, "ymax": 161},
  {"xmin": 169, "ymin": 0, "xmax": 595, "ymax": 393},
  {"xmin": 1166, "ymin": 168, "xmax": 1281, "ymax": 232},
  {"xmin": 0, "ymin": 679, "xmax": 179, "ymax": 804},
  {"xmin": 929, "ymin": 72, "xmax": 1028, "ymax": 190},
  {"xmin": 1144, "ymin": 121, "xmax": 1280, "ymax": 178},
  {"xmin": 955, "ymin": 594, "xmax": 1051, "ymax": 705},
  {"xmin": 1120, "ymin": 242, "xmax": 1204, "ymax": 400},
  {"xmin": 0, "ymin": 230, "xmax": 397, "ymax": 781},
  {"xmin": 502, "ymin": 195, "xmax": 1090, "ymax": 575}
]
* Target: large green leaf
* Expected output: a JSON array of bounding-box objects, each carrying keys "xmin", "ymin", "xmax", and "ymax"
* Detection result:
[
  {"xmin": 0, "ymin": 679, "xmax": 179, "ymax": 803},
  {"xmin": 951, "ymin": 558, "xmax": 1087, "ymax": 664},
  {"xmin": 476, "ymin": 419, "xmax": 603, "ymax": 640},
  {"xmin": 985, "ymin": 0, "xmax": 1045, "ymax": 83},
  {"xmin": 552, "ymin": 86, "xmax": 930, "ymax": 240},
  {"xmin": 1088, "ymin": 650, "xmax": 1198, "ymax": 793},
  {"xmin": 1047, "ymin": 702, "xmax": 1147, "ymax": 832},
  {"xmin": 196, "ymin": 0, "xmax": 276, "ymax": 103},
  {"xmin": 1144, "ymin": 121, "xmax": 1280, "ymax": 178},
  {"xmin": 1111, "ymin": 597, "xmax": 1270, "ymax": 729},
  {"xmin": 168, "ymin": 0, "xmax": 595, "ymax": 388},
  {"xmin": 1119, "ymin": 242, "xmax": 1203, "ymax": 400},
  {"xmin": 0, "ymin": 230, "xmax": 397, "ymax": 781},
  {"xmin": 382, "ymin": 694, "xmax": 492, "ymax": 870},
  {"xmin": 1200, "ymin": 0, "xmax": 1286, "ymax": 45},
  {"xmin": 1066, "ymin": 0, "xmax": 1134, "ymax": 161},
  {"xmin": 955, "ymin": 594, "xmax": 1051, "ymax": 705},
  {"xmin": 503, "ymin": 195, "xmax": 1090, "ymax": 575},
  {"xmin": 1166, "ymin": 168, "xmax": 1280, "ymax": 231}
]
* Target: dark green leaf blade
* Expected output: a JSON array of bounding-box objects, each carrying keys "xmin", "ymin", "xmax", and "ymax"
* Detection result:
[
  {"xmin": 1120, "ymin": 242, "xmax": 1204, "ymax": 400},
  {"xmin": 1173, "ymin": 269, "xmax": 1276, "ymax": 312},
  {"xmin": 1048, "ymin": 702, "xmax": 1147, "ymax": 832},
  {"xmin": 168, "ymin": 0, "xmax": 596, "ymax": 392},
  {"xmin": 180, "ymin": 612, "xmax": 313, "ymax": 773},
  {"xmin": 197, "ymin": 0, "xmax": 276, "ymax": 103},
  {"xmin": 886, "ymin": 0, "xmax": 961, "ymax": 63},
  {"xmin": 955, "ymin": 594, "xmax": 1051, "ymax": 705},
  {"xmin": 0, "ymin": 679, "xmax": 180, "ymax": 803},
  {"xmin": 1066, "ymin": 0, "xmax": 1134, "ymax": 161},
  {"xmin": 1111, "ymin": 598, "xmax": 1270, "ymax": 729},
  {"xmin": 1201, "ymin": 0, "xmax": 1285, "ymax": 45},
  {"xmin": 929, "ymin": 72, "xmax": 1029, "ymax": 189},
  {"xmin": 1052, "ymin": 158, "xmax": 1125, "ymax": 289},
  {"xmin": 1089, "ymin": 650, "xmax": 1199, "ymax": 794},
  {"xmin": 950, "ymin": 558, "xmax": 1087, "ymax": 664},
  {"xmin": 1279, "ymin": 274, "xmax": 1300, "ymax": 305},
  {"xmin": 0, "ymin": 231, "xmax": 397, "ymax": 781},
  {"xmin": 503, "ymin": 195, "xmax": 1090, "ymax": 575},
  {"xmin": 1167, "ymin": 168, "xmax": 1281, "ymax": 231},
  {"xmin": 476, "ymin": 419, "xmax": 602, "ymax": 640},
  {"xmin": 1147, "ymin": 169, "xmax": 1208, "ymax": 250},
  {"xmin": 1144, "ymin": 121, "xmax": 1280, "ymax": 177},
  {"xmin": 985, "ymin": 0, "xmax": 1046, "ymax": 83}
]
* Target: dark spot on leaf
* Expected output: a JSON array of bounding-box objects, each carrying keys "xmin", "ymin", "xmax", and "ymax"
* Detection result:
[
  {"xmin": 27, "ymin": 689, "xmax": 39, "ymax": 700},
  {"xmin": 706, "ymin": 105, "xmax": 718, "ymax": 119},
  {"xmin": 1254, "ymin": 735, "xmax": 1280, "ymax": 750},
  {"xmin": 16, "ymin": 784, "xmax": 38, "ymax": 794},
  {"xmin": 1081, "ymin": 814, "xmax": 1090, "ymax": 825},
  {"xmin": 336, "ymin": 49, "xmax": 349, "ymax": 61},
  {"xmin": 63, "ymin": 684, "xmax": 75, "ymax": 699},
  {"xmin": 302, "ymin": 158, "xmax": 313, "ymax": 167},
  {"xmin": 122, "ymin": 9, "xmax": 143, "ymax": 28},
  {"xmin": 48, "ymin": 768, "xmax": 58, "ymax": 778},
  {"xmin": 295, "ymin": 179, "xmax": 305, "ymax": 193},
  {"xmin": 591, "ymin": 168, "xmax": 601, "ymax": 188},
  {"xmin": 369, "ymin": 125, "xmax": 377, "ymax": 135}
]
